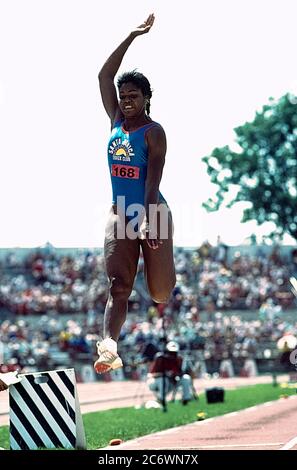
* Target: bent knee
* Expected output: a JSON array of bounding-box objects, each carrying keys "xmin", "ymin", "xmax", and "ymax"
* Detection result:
[
  {"xmin": 150, "ymin": 286, "xmax": 174, "ymax": 303},
  {"xmin": 151, "ymin": 295, "xmax": 170, "ymax": 303}
]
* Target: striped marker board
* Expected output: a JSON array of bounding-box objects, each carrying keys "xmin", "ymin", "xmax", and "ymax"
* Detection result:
[{"xmin": 9, "ymin": 368, "xmax": 86, "ymax": 450}]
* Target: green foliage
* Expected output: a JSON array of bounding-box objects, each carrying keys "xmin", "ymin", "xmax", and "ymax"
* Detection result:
[{"xmin": 203, "ymin": 93, "xmax": 297, "ymax": 240}]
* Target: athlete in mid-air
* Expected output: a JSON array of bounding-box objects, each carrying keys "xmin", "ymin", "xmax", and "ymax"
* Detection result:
[{"xmin": 94, "ymin": 13, "xmax": 176, "ymax": 373}]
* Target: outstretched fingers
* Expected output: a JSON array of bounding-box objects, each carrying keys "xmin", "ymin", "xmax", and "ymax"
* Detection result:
[
  {"xmin": 135, "ymin": 13, "xmax": 155, "ymax": 35},
  {"xmin": 145, "ymin": 13, "xmax": 155, "ymax": 28}
]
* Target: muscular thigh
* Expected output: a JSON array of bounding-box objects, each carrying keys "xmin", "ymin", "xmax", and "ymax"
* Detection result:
[
  {"xmin": 104, "ymin": 207, "xmax": 140, "ymax": 284},
  {"xmin": 141, "ymin": 206, "xmax": 176, "ymax": 297}
]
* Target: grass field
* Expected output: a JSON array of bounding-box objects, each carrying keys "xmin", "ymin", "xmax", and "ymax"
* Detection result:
[{"xmin": 0, "ymin": 383, "xmax": 295, "ymax": 450}]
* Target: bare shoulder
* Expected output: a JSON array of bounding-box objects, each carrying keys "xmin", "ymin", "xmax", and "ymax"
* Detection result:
[{"xmin": 146, "ymin": 122, "xmax": 167, "ymax": 145}]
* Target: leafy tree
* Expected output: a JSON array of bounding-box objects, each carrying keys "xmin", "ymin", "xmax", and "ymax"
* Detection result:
[{"xmin": 203, "ymin": 93, "xmax": 297, "ymax": 241}]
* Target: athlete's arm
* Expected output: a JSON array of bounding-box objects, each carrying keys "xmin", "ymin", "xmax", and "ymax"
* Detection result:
[
  {"xmin": 98, "ymin": 14, "xmax": 155, "ymax": 124},
  {"xmin": 145, "ymin": 125, "xmax": 166, "ymax": 249}
]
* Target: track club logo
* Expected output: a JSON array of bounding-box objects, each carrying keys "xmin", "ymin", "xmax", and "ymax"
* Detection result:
[{"xmin": 109, "ymin": 138, "xmax": 135, "ymax": 162}]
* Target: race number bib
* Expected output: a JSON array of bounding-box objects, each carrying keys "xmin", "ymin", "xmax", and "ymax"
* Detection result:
[{"xmin": 111, "ymin": 164, "xmax": 140, "ymax": 179}]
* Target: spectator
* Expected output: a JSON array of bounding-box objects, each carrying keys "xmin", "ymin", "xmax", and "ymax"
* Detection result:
[{"xmin": 147, "ymin": 341, "xmax": 193, "ymax": 405}]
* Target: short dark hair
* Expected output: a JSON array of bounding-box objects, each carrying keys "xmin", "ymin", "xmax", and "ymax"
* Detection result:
[{"xmin": 117, "ymin": 70, "xmax": 152, "ymax": 115}]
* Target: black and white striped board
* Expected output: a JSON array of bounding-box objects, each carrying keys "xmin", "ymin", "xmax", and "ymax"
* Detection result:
[
  {"xmin": 290, "ymin": 277, "xmax": 297, "ymax": 298},
  {"xmin": 9, "ymin": 368, "xmax": 86, "ymax": 450}
]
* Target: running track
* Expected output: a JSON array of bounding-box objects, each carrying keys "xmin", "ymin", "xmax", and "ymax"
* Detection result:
[
  {"xmin": 1, "ymin": 375, "xmax": 296, "ymax": 450},
  {"xmin": 104, "ymin": 395, "xmax": 297, "ymax": 450}
]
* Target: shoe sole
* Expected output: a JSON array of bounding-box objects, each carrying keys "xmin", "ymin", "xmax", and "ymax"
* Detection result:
[{"xmin": 94, "ymin": 357, "xmax": 123, "ymax": 374}]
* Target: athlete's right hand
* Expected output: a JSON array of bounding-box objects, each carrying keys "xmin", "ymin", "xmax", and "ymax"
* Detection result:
[{"xmin": 131, "ymin": 13, "xmax": 155, "ymax": 37}]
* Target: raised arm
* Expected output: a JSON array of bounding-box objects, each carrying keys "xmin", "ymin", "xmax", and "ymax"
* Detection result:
[{"xmin": 98, "ymin": 13, "xmax": 155, "ymax": 124}]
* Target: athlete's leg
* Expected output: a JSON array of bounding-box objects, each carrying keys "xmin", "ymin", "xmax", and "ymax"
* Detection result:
[
  {"xmin": 141, "ymin": 205, "xmax": 176, "ymax": 303},
  {"xmin": 103, "ymin": 207, "xmax": 140, "ymax": 341},
  {"xmin": 94, "ymin": 208, "xmax": 140, "ymax": 373}
]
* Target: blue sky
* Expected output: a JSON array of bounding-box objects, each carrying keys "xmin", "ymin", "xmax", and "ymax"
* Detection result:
[{"xmin": 0, "ymin": 0, "xmax": 296, "ymax": 247}]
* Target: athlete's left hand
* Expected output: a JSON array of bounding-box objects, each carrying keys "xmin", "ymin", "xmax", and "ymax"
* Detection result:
[{"xmin": 146, "ymin": 232, "xmax": 163, "ymax": 250}]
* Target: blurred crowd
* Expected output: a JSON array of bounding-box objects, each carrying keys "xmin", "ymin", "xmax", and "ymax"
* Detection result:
[
  {"xmin": 0, "ymin": 242, "xmax": 296, "ymax": 317},
  {"xmin": 0, "ymin": 306, "xmax": 296, "ymax": 379},
  {"xmin": 0, "ymin": 242, "xmax": 296, "ymax": 379}
]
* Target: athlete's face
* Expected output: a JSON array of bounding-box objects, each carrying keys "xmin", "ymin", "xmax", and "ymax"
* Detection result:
[{"xmin": 119, "ymin": 82, "xmax": 146, "ymax": 117}]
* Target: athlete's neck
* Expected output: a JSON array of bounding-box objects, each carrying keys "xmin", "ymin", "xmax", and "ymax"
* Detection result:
[{"xmin": 123, "ymin": 115, "xmax": 152, "ymax": 131}]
